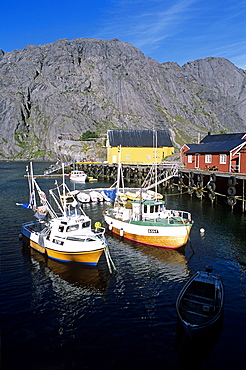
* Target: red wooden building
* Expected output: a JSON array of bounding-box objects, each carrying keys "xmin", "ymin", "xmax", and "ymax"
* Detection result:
[{"xmin": 181, "ymin": 133, "xmax": 246, "ymax": 173}]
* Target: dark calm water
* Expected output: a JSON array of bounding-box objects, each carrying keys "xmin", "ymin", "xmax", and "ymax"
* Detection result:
[{"xmin": 1, "ymin": 162, "xmax": 246, "ymax": 370}]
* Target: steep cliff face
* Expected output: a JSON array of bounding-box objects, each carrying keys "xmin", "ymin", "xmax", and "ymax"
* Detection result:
[{"xmin": 0, "ymin": 38, "xmax": 245, "ymax": 160}]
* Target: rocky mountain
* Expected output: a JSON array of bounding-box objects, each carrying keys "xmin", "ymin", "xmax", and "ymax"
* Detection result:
[{"xmin": 0, "ymin": 37, "xmax": 245, "ymax": 161}]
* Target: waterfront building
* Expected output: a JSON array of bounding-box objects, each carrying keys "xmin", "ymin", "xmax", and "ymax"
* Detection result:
[
  {"xmin": 181, "ymin": 133, "xmax": 246, "ymax": 173},
  {"xmin": 106, "ymin": 129, "xmax": 174, "ymax": 165}
]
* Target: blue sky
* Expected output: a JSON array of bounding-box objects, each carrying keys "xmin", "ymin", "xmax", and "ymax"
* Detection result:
[{"xmin": 1, "ymin": 0, "xmax": 245, "ymax": 69}]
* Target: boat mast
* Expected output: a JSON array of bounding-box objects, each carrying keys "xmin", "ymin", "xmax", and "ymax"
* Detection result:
[
  {"xmin": 117, "ymin": 145, "xmax": 124, "ymax": 192},
  {"xmin": 155, "ymin": 130, "xmax": 158, "ymax": 197},
  {"xmin": 62, "ymin": 163, "xmax": 66, "ymax": 215},
  {"xmin": 29, "ymin": 162, "xmax": 36, "ymax": 209},
  {"xmin": 153, "ymin": 130, "xmax": 158, "ymax": 199}
]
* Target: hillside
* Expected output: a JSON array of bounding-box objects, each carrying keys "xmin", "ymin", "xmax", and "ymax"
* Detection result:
[{"xmin": 0, "ymin": 37, "xmax": 245, "ymax": 160}]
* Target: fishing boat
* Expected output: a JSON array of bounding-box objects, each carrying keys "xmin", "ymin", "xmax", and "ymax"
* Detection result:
[
  {"xmin": 103, "ymin": 198, "xmax": 193, "ymax": 249},
  {"xmin": 103, "ymin": 152, "xmax": 193, "ymax": 249},
  {"xmin": 124, "ymin": 189, "xmax": 163, "ymax": 201},
  {"xmin": 89, "ymin": 190, "xmax": 104, "ymax": 202},
  {"xmin": 76, "ymin": 191, "xmax": 91, "ymax": 203},
  {"xmin": 17, "ymin": 163, "xmax": 115, "ymax": 271},
  {"xmin": 68, "ymin": 170, "xmax": 87, "ymax": 183},
  {"xmin": 176, "ymin": 267, "xmax": 224, "ymax": 338}
]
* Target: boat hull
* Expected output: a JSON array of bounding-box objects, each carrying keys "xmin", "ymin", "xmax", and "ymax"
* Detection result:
[
  {"xmin": 70, "ymin": 178, "xmax": 86, "ymax": 183},
  {"xmin": 103, "ymin": 212, "xmax": 192, "ymax": 249},
  {"xmin": 21, "ymin": 226, "xmax": 105, "ymax": 265}
]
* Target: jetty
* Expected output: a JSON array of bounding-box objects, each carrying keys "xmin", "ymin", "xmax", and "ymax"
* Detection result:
[{"xmin": 42, "ymin": 161, "xmax": 246, "ymax": 212}]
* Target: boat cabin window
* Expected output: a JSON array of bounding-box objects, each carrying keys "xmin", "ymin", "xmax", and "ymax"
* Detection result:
[
  {"xmin": 66, "ymin": 224, "xmax": 79, "ymax": 232},
  {"xmin": 143, "ymin": 205, "xmax": 160, "ymax": 213},
  {"xmin": 82, "ymin": 221, "xmax": 90, "ymax": 228},
  {"xmin": 58, "ymin": 225, "xmax": 64, "ymax": 232}
]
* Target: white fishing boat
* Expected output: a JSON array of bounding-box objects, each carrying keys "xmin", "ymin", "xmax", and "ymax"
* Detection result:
[
  {"xmin": 76, "ymin": 191, "xmax": 91, "ymax": 203},
  {"xmin": 103, "ymin": 143, "xmax": 193, "ymax": 249},
  {"xmin": 68, "ymin": 170, "xmax": 87, "ymax": 183},
  {"xmin": 103, "ymin": 197, "xmax": 193, "ymax": 249},
  {"xmin": 176, "ymin": 267, "xmax": 224, "ymax": 338},
  {"xmin": 101, "ymin": 191, "xmax": 112, "ymax": 202},
  {"xmin": 17, "ymin": 163, "xmax": 115, "ymax": 271},
  {"xmin": 89, "ymin": 190, "xmax": 104, "ymax": 202}
]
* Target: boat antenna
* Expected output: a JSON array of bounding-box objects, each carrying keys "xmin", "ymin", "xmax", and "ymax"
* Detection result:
[{"xmin": 62, "ymin": 163, "xmax": 66, "ymax": 214}]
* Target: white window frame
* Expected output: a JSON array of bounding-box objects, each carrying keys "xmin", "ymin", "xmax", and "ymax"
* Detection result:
[
  {"xmin": 220, "ymin": 154, "xmax": 226, "ymax": 164},
  {"xmin": 187, "ymin": 155, "xmax": 192, "ymax": 163},
  {"xmin": 205, "ymin": 154, "xmax": 212, "ymax": 163}
]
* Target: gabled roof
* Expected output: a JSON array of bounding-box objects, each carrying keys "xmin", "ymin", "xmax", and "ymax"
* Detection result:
[
  {"xmin": 185, "ymin": 139, "xmax": 246, "ymax": 154},
  {"xmin": 201, "ymin": 133, "xmax": 246, "ymax": 143},
  {"xmin": 107, "ymin": 130, "xmax": 173, "ymax": 147}
]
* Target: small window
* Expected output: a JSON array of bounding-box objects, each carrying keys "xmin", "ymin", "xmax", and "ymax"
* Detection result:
[
  {"xmin": 205, "ymin": 154, "xmax": 212, "ymax": 163},
  {"xmin": 188, "ymin": 155, "xmax": 192, "ymax": 163},
  {"xmin": 52, "ymin": 239, "xmax": 64, "ymax": 245},
  {"xmin": 66, "ymin": 224, "xmax": 79, "ymax": 232},
  {"xmin": 147, "ymin": 155, "xmax": 151, "ymax": 160},
  {"xmin": 82, "ymin": 221, "xmax": 90, "ymax": 228},
  {"xmin": 126, "ymin": 154, "xmax": 130, "ymax": 160},
  {"xmin": 220, "ymin": 154, "xmax": 226, "ymax": 164}
]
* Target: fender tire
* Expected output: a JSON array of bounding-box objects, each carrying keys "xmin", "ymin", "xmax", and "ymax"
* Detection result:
[
  {"xmin": 209, "ymin": 191, "xmax": 216, "ymax": 201},
  {"xmin": 196, "ymin": 190, "xmax": 203, "ymax": 199},
  {"xmin": 189, "ymin": 179, "xmax": 194, "ymax": 186},
  {"xmin": 227, "ymin": 186, "xmax": 236, "ymax": 196},
  {"xmin": 227, "ymin": 196, "xmax": 237, "ymax": 206},
  {"xmin": 228, "ymin": 176, "xmax": 237, "ymax": 186},
  {"xmin": 197, "ymin": 173, "xmax": 203, "ymax": 182},
  {"xmin": 210, "ymin": 173, "xmax": 216, "ymax": 182},
  {"xmin": 208, "ymin": 181, "xmax": 216, "ymax": 191},
  {"xmin": 188, "ymin": 186, "xmax": 194, "ymax": 194},
  {"xmin": 197, "ymin": 181, "xmax": 203, "ymax": 189}
]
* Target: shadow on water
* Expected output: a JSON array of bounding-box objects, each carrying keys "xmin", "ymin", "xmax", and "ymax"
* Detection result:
[{"xmin": 174, "ymin": 316, "xmax": 224, "ymax": 370}]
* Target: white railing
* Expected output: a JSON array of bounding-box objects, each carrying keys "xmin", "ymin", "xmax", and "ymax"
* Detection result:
[
  {"xmin": 44, "ymin": 162, "xmax": 73, "ymax": 175},
  {"xmin": 230, "ymin": 164, "xmax": 240, "ymax": 173},
  {"xmin": 144, "ymin": 163, "xmax": 179, "ymax": 190}
]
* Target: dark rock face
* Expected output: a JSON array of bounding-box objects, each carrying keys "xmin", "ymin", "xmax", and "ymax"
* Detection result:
[{"xmin": 0, "ymin": 38, "xmax": 245, "ymax": 160}]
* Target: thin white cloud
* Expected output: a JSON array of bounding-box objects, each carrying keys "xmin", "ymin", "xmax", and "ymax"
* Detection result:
[
  {"xmin": 96, "ymin": 0, "xmax": 246, "ymax": 69},
  {"xmin": 100, "ymin": 0, "xmax": 198, "ymax": 49}
]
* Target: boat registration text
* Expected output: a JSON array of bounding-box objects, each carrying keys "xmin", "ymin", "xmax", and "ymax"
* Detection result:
[{"xmin": 148, "ymin": 229, "xmax": 159, "ymax": 233}]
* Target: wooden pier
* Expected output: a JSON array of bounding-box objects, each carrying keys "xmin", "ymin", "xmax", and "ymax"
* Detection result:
[{"xmin": 44, "ymin": 162, "xmax": 246, "ymax": 212}]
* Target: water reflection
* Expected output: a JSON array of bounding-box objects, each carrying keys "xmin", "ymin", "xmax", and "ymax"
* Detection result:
[
  {"xmin": 107, "ymin": 233, "xmax": 190, "ymax": 283},
  {"xmin": 22, "ymin": 244, "xmax": 111, "ymax": 294}
]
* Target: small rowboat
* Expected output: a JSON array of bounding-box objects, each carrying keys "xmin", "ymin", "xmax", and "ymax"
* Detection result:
[{"xmin": 176, "ymin": 267, "xmax": 224, "ymax": 338}]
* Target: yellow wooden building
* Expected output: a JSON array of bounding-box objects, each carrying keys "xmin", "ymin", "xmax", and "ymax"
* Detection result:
[{"xmin": 106, "ymin": 130, "xmax": 174, "ymax": 165}]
